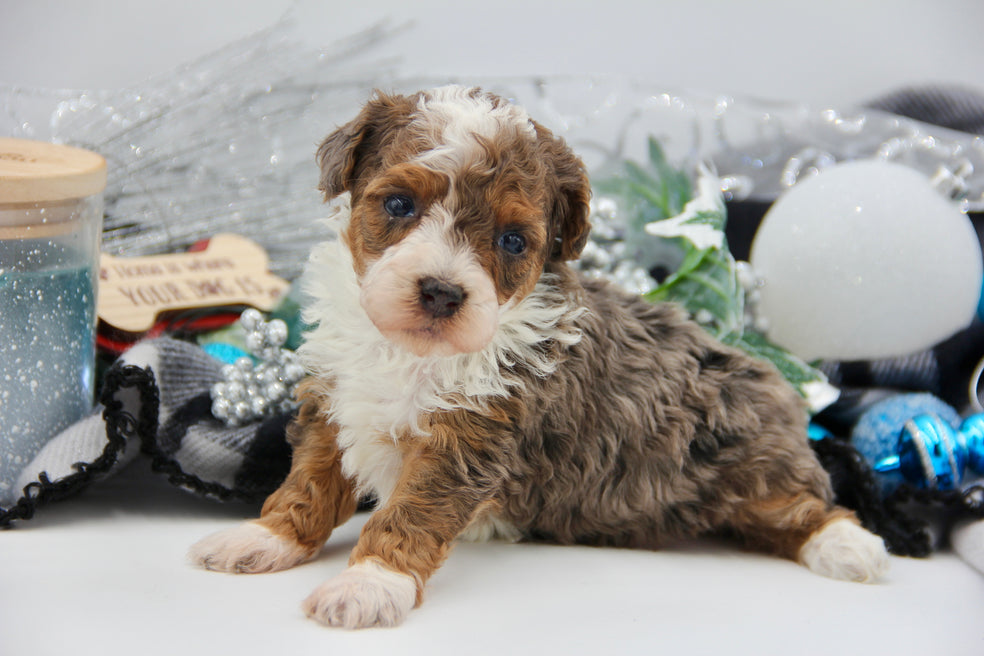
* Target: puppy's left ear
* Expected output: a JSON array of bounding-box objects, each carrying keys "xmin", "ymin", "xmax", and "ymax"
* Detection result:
[{"xmin": 539, "ymin": 127, "xmax": 591, "ymax": 261}]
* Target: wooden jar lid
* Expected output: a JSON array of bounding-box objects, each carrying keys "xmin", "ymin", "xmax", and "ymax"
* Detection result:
[{"xmin": 0, "ymin": 137, "xmax": 107, "ymax": 204}]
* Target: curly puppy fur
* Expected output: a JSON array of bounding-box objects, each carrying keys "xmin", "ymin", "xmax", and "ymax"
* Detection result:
[{"xmin": 191, "ymin": 86, "xmax": 889, "ymax": 629}]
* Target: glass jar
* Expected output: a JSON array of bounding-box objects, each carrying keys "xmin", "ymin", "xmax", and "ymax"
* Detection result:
[{"xmin": 0, "ymin": 137, "xmax": 106, "ymax": 504}]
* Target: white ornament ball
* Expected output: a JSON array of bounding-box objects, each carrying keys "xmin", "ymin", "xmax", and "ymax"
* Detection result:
[{"xmin": 750, "ymin": 160, "xmax": 983, "ymax": 361}]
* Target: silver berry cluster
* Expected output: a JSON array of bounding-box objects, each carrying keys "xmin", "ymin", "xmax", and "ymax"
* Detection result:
[
  {"xmin": 574, "ymin": 196, "xmax": 659, "ymax": 296},
  {"xmin": 210, "ymin": 309, "xmax": 306, "ymax": 427}
]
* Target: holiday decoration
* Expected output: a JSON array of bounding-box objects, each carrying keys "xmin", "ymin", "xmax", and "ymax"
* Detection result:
[
  {"xmin": 845, "ymin": 392, "xmax": 984, "ymax": 568},
  {"xmin": 852, "ymin": 393, "xmax": 963, "ymax": 495},
  {"xmin": 98, "ymin": 234, "xmax": 291, "ymax": 334},
  {"xmin": 210, "ymin": 309, "xmax": 305, "ymax": 427},
  {"xmin": 750, "ymin": 159, "xmax": 982, "ymax": 362},
  {"xmin": 0, "ymin": 138, "xmax": 106, "ymax": 506},
  {"xmin": 874, "ymin": 413, "xmax": 984, "ymax": 491},
  {"xmin": 3, "ymin": 20, "xmax": 399, "ymax": 281}
]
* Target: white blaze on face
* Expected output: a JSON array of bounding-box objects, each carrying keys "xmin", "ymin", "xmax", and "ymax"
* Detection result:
[
  {"xmin": 413, "ymin": 85, "xmax": 536, "ymax": 173},
  {"xmin": 358, "ymin": 207, "xmax": 499, "ymax": 357}
]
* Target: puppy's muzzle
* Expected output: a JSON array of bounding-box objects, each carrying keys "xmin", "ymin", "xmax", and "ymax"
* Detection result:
[{"xmin": 419, "ymin": 277, "xmax": 465, "ymax": 318}]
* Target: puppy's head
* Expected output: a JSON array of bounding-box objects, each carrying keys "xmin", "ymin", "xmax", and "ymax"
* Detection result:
[{"xmin": 317, "ymin": 86, "xmax": 590, "ymax": 357}]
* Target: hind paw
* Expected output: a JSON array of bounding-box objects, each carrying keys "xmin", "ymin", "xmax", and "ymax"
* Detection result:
[{"xmin": 799, "ymin": 519, "xmax": 890, "ymax": 583}]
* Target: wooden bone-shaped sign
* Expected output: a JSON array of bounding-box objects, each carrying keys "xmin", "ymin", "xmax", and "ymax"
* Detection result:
[{"xmin": 98, "ymin": 233, "xmax": 290, "ymax": 333}]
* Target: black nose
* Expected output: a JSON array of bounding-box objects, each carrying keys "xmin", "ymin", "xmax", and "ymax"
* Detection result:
[{"xmin": 419, "ymin": 277, "xmax": 465, "ymax": 318}]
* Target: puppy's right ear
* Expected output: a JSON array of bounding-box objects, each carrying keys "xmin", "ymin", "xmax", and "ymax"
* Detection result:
[
  {"xmin": 316, "ymin": 117, "xmax": 364, "ymax": 200},
  {"xmin": 316, "ymin": 91, "xmax": 417, "ymax": 200}
]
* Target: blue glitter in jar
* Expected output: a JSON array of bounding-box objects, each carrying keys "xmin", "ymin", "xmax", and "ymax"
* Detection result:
[{"xmin": 0, "ymin": 138, "xmax": 106, "ymax": 505}]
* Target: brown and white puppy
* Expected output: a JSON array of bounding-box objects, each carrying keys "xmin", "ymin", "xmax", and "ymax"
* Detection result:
[{"xmin": 189, "ymin": 86, "xmax": 889, "ymax": 629}]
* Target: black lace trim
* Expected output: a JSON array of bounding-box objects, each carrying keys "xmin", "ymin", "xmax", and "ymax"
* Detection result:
[
  {"xmin": 0, "ymin": 364, "xmax": 159, "ymax": 528},
  {"xmin": 810, "ymin": 435, "xmax": 933, "ymax": 557}
]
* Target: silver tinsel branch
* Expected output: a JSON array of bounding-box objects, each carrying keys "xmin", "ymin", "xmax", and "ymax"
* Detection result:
[{"xmin": 2, "ymin": 19, "xmax": 401, "ymax": 280}]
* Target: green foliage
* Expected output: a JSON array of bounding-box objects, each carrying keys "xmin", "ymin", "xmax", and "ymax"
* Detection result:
[
  {"xmin": 594, "ymin": 139, "xmax": 690, "ymax": 228},
  {"xmin": 594, "ymin": 137, "xmax": 833, "ymax": 411}
]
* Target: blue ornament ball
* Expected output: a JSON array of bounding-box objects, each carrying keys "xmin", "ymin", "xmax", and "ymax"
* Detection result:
[
  {"xmin": 978, "ymin": 276, "xmax": 984, "ymax": 322},
  {"xmin": 961, "ymin": 415, "xmax": 984, "ymax": 474},
  {"xmin": 851, "ymin": 393, "xmax": 962, "ymax": 495}
]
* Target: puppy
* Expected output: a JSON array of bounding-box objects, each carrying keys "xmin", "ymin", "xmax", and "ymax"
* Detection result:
[{"xmin": 190, "ymin": 85, "xmax": 889, "ymax": 628}]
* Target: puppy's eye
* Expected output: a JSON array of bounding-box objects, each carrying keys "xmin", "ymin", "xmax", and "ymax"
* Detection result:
[
  {"xmin": 498, "ymin": 231, "xmax": 527, "ymax": 256},
  {"xmin": 383, "ymin": 194, "xmax": 416, "ymax": 219}
]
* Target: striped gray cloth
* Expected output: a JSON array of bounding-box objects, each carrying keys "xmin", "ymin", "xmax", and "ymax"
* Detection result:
[{"xmin": 867, "ymin": 84, "xmax": 984, "ymax": 135}]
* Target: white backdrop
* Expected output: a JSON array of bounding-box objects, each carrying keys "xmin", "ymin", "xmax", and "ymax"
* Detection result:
[{"xmin": 1, "ymin": 0, "xmax": 982, "ymax": 108}]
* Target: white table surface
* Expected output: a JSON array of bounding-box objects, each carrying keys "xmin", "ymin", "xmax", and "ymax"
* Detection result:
[
  {"xmin": 2, "ymin": 2, "xmax": 984, "ymax": 654},
  {"xmin": 2, "ymin": 461, "xmax": 983, "ymax": 656}
]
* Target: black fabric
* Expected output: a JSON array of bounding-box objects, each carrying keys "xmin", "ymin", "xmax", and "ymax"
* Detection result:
[
  {"xmin": 234, "ymin": 412, "xmax": 294, "ymax": 501},
  {"xmin": 810, "ymin": 435, "xmax": 932, "ymax": 557}
]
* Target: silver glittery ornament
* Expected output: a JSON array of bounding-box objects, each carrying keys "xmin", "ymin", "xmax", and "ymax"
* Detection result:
[
  {"xmin": 573, "ymin": 195, "xmax": 661, "ymax": 296},
  {"xmin": 210, "ymin": 309, "xmax": 305, "ymax": 426}
]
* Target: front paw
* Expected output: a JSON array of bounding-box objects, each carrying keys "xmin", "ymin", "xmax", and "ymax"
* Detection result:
[
  {"xmin": 302, "ymin": 559, "xmax": 417, "ymax": 629},
  {"xmin": 188, "ymin": 521, "xmax": 315, "ymax": 574}
]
